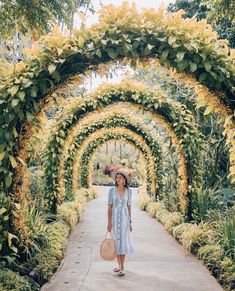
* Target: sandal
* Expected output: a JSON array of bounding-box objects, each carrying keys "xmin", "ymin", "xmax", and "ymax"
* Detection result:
[
  {"xmin": 113, "ymin": 267, "xmax": 120, "ymax": 272},
  {"xmin": 117, "ymin": 270, "xmax": 125, "ymax": 276}
]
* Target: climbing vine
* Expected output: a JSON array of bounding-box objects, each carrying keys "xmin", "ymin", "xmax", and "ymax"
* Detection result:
[
  {"xmin": 62, "ymin": 114, "xmax": 163, "ymax": 198},
  {"xmin": 43, "ymin": 81, "xmax": 203, "ymax": 217},
  {"xmin": 73, "ymin": 128, "xmax": 157, "ymax": 198}
]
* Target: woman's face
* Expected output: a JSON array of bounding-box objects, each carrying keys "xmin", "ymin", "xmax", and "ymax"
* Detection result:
[{"xmin": 115, "ymin": 173, "xmax": 125, "ymax": 186}]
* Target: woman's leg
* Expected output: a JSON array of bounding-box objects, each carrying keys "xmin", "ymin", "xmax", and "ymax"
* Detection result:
[
  {"xmin": 116, "ymin": 255, "xmax": 121, "ymax": 268},
  {"xmin": 120, "ymin": 254, "xmax": 126, "ymax": 270}
]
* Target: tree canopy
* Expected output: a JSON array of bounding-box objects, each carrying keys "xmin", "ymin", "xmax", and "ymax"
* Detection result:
[{"xmin": 0, "ymin": 0, "xmax": 94, "ymax": 40}]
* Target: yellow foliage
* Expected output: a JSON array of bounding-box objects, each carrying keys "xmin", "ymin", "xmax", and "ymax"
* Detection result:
[{"xmin": 138, "ymin": 189, "xmax": 154, "ymax": 210}]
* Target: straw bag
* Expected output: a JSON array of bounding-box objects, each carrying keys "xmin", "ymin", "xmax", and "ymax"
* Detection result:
[{"xmin": 100, "ymin": 231, "xmax": 117, "ymax": 261}]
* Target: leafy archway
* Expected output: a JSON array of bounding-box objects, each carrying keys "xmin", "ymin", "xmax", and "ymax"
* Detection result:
[
  {"xmin": 61, "ymin": 114, "xmax": 163, "ymax": 199},
  {"xmin": 41, "ymin": 83, "xmax": 202, "ymax": 216},
  {"xmin": 72, "ymin": 127, "xmax": 157, "ymax": 198},
  {"xmin": 58, "ymin": 106, "xmax": 188, "ymax": 209}
]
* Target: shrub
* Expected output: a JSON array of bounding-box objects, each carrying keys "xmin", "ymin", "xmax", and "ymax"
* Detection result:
[
  {"xmin": 32, "ymin": 249, "xmax": 60, "ymax": 282},
  {"xmin": 28, "ymin": 221, "xmax": 70, "ymax": 283},
  {"xmin": 172, "ymin": 223, "xmax": 195, "ymax": 241},
  {"xmin": 197, "ymin": 246, "xmax": 235, "ymax": 290},
  {"xmin": 78, "ymin": 187, "xmax": 96, "ymax": 201},
  {"xmin": 57, "ymin": 188, "xmax": 88, "ymax": 229},
  {"xmin": 178, "ymin": 222, "xmax": 215, "ymax": 254},
  {"xmin": 164, "ymin": 212, "xmax": 184, "ymax": 233},
  {"xmin": 138, "ymin": 190, "xmax": 154, "ymax": 210},
  {"xmin": 155, "ymin": 208, "xmax": 169, "ymax": 224},
  {"xmin": 57, "ymin": 203, "xmax": 78, "ymax": 230},
  {"xmin": 218, "ymin": 257, "xmax": 235, "ymax": 291},
  {"xmin": 197, "ymin": 244, "xmax": 223, "ymax": 270},
  {"xmin": 191, "ymin": 186, "xmax": 219, "ymax": 223},
  {"xmin": 146, "ymin": 201, "xmax": 165, "ymax": 217},
  {"xmin": 17, "ymin": 200, "xmax": 49, "ymax": 260},
  {"xmin": 90, "ymin": 186, "xmax": 99, "ymax": 199},
  {"xmin": 0, "ymin": 269, "xmax": 31, "ymax": 291},
  {"xmin": 218, "ymin": 215, "xmax": 235, "ymax": 260},
  {"xmin": 46, "ymin": 221, "xmax": 70, "ymax": 260}
]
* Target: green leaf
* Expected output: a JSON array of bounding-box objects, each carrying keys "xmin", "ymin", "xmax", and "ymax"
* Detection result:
[
  {"xmin": 203, "ymin": 106, "xmax": 213, "ymax": 115},
  {"xmin": 5, "ymin": 175, "xmax": 12, "ymax": 187},
  {"xmin": 96, "ymin": 49, "xmax": 102, "ymax": 58},
  {"xmin": 22, "ymin": 79, "xmax": 33, "ymax": 89},
  {"xmin": 176, "ymin": 51, "xmax": 185, "ymax": 61},
  {"xmin": 147, "ymin": 44, "xmax": 154, "ymax": 50},
  {"xmin": 204, "ymin": 62, "xmax": 211, "ymax": 72},
  {"xmin": 11, "ymin": 99, "xmax": 19, "ymax": 107},
  {"xmin": 168, "ymin": 35, "xmax": 177, "ymax": 46},
  {"xmin": 17, "ymin": 157, "xmax": 26, "ymax": 167},
  {"xmin": 48, "ymin": 64, "xmax": 57, "ymax": 75},
  {"xmin": 161, "ymin": 49, "xmax": 169, "ymax": 60},
  {"xmin": 210, "ymin": 71, "xmax": 217, "ymax": 80},
  {"xmin": 18, "ymin": 91, "xmax": 25, "ymax": 101},
  {"xmin": 190, "ymin": 62, "xmax": 197, "ymax": 72},
  {"xmin": 0, "ymin": 208, "xmax": 7, "ymax": 215},
  {"xmin": 52, "ymin": 70, "xmax": 61, "ymax": 82},
  {"xmin": 26, "ymin": 111, "xmax": 34, "ymax": 122},
  {"xmin": 157, "ymin": 37, "xmax": 167, "ymax": 42},
  {"xmin": 30, "ymin": 86, "xmax": 38, "ymax": 97},
  {"xmin": 199, "ymin": 72, "xmax": 207, "ymax": 82},
  {"xmin": 8, "ymin": 232, "xmax": 18, "ymax": 248},
  {"xmin": 0, "ymin": 151, "xmax": 5, "ymax": 161},
  {"xmin": 172, "ymin": 42, "xmax": 181, "ymax": 48},
  {"xmin": 19, "ymin": 110, "xmax": 24, "ymax": 120},
  {"xmin": 9, "ymin": 85, "xmax": 19, "ymax": 96},
  {"xmin": 9, "ymin": 155, "xmax": 17, "ymax": 168},
  {"xmin": 13, "ymin": 127, "xmax": 18, "ymax": 138},
  {"xmin": 32, "ymin": 100, "xmax": 39, "ymax": 113},
  {"xmin": 106, "ymin": 48, "xmax": 116, "ymax": 59}
]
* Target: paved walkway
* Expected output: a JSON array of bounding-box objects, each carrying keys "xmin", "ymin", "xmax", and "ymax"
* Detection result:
[{"xmin": 41, "ymin": 186, "xmax": 223, "ymax": 291}]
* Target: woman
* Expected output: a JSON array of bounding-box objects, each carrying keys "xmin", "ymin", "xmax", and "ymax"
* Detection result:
[{"xmin": 107, "ymin": 170, "xmax": 135, "ymax": 276}]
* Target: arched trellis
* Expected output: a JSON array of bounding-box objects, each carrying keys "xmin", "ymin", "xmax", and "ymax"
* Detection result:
[
  {"xmin": 43, "ymin": 83, "xmax": 203, "ymax": 218},
  {"xmin": 50, "ymin": 101, "xmax": 188, "ymax": 215},
  {"xmin": 79, "ymin": 131, "xmax": 155, "ymax": 189},
  {"xmin": 72, "ymin": 127, "xmax": 158, "ymax": 199},
  {"xmin": 59, "ymin": 108, "xmax": 187, "ymax": 214},
  {"xmin": 61, "ymin": 114, "xmax": 163, "ymax": 198},
  {"xmin": 73, "ymin": 136, "xmax": 148, "ymax": 193}
]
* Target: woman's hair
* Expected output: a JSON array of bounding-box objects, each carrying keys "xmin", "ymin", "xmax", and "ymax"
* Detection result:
[{"xmin": 115, "ymin": 173, "xmax": 129, "ymax": 188}]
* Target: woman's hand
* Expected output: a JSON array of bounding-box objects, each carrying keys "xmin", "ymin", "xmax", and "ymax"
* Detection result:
[
  {"xmin": 130, "ymin": 223, "xmax": 132, "ymax": 232},
  {"xmin": 107, "ymin": 223, "xmax": 112, "ymax": 232}
]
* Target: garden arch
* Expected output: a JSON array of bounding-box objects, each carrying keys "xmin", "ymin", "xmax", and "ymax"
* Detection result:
[
  {"xmin": 57, "ymin": 107, "xmax": 188, "ymax": 213},
  {"xmin": 60, "ymin": 114, "xmax": 162, "ymax": 197},
  {"xmin": 41, "ymin": 83, "xmax": 203, "ymax": 215}
]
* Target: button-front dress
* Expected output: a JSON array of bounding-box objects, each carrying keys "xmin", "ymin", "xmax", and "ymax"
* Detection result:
[{"xmin": 107, "ymin": 187, "xmax": 135, "ymax": 255}]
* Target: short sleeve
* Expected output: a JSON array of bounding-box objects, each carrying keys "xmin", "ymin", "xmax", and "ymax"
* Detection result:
[
  {"xmin": 127, "ymin": 188, "xmax": 132, "ymax": 205},
  {"xmin": 107, "ymin": 188, "xmax": 113, "ymax": 205}
]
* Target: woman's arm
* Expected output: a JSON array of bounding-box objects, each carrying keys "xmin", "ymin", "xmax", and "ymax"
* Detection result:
[
  {"xmin": 128, "ymin": 205, "xmax": 132, "ymax": 232},
  {"xmin": 107, "ymin": 204, "xmax": 112, "ymax": 231},
  {"xmin": 128, "ymin": 205, "xmax": 131, "ymax": 221}
]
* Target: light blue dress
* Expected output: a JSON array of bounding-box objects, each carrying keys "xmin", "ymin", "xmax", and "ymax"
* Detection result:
[{"xmin": 108, "ymin": 187, "xmax": 135, "ymax": 255}]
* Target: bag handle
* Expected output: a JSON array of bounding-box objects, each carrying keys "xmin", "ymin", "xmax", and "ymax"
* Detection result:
[{"xmin": 105, "ymin": 231, "xmax": 114, "ymax": 239}]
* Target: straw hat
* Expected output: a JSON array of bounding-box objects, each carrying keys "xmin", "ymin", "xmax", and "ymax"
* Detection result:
[{"xmin": 111, "ymin": 170, "xmax": 131, "ymax": 184}]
